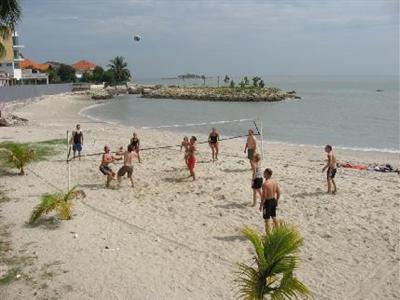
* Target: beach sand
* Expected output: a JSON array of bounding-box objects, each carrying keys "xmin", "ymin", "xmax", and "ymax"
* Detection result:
[{"xmin": 0, "ymin": 94, "xmax": 399, "ymax": 299}]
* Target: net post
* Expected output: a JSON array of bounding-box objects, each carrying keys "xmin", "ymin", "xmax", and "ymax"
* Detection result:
[
  {"xmin": 259, "ymin": 117, "xmax": 264, "ymax": 160},
  {"xmin": 66, "ymin": 130, "xmax": 70, "ymax": 191}
]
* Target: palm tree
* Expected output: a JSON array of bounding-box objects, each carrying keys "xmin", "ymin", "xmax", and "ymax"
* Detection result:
[
  {"xmin": 235, "ymin": 224, "xmax": 310, "ymax": 300},
  {"xmin": 244, "ymin": 76, "xmax": 250, "ymax": 86},
  {"xmin": 29, "ymin": 187, "xmax": 85, "ymax": 224},
  {"xmin": 0, "ymin": 144, "xmax": 35, "ymax": 175},
  {"xmin": 230, "ymin": 80, "xmax": 235, "ymax": 88},
  {"xmin": 224, "ymin": 75, "xmax": 230, "ymax": 85},
  {"xmin": 252, "ymin": 76, "xmax": 261, "ymax": 87},
  {"xmin": 0, "ymin": 0, "xmax": 22, "ymax": 57},
  {"xmin": 259, "ymin": 80, "xmax": 265, "ymax": 88},
  {"xmin": 201, "ymin": 75, "xmax": 206, "ymax": 86},
  {"xmin": 107, "ymin": 56, "xmax": 131, "ymax": 84}
]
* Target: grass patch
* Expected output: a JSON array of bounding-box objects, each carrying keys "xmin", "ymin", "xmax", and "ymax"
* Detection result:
[
  {"xmin": 0, "ymin": 267, "xmax": 21, "ymax": 284},
  {"xmin": 0, "ymin": 139, "xmax": 66, "ymax": 174},
  {"xmin": 0, "ymin": 138, "xmax": 66, "ymax": 162}
]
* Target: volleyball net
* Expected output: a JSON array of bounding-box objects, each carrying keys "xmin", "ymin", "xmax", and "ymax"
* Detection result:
[{"xmin": 65, "ymin": 117, "xmax": 264, "ymax": 189}]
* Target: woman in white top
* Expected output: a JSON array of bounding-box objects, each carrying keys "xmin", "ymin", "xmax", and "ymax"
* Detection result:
[{"xmin": 250, "ymin": 153, "xmax": 263, "ymax": 207}]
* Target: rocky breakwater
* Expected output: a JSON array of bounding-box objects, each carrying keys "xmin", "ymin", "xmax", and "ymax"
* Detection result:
[
  {"xmin": 141, "ymin": 86, "xmax": 301, "ymax": 102},
  {"xmin": 88, "ymin": 83, "xmax": 161, "ymax": 100}
]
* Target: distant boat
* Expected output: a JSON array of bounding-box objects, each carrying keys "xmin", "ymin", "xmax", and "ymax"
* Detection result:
[{"xmin": 376, "ymin": 89, "xmax": 384, "ymax": 92}]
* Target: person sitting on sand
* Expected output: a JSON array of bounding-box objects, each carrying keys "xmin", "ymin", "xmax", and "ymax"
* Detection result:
[
  {"xmin": 208, "ymin": 128, "xmax": 220, "ymax": 162},
  {"xmin": 250, "ymin": 153, "xmax": 263, "ymax": 207},
  {"xmin": 130, "ymin": 132, "xmax": 141, "ymax": 163},
  {"xmin": 117, "ymin": 144, "xmax": 136, "ymax": 188},
  {"xmin": 99, "ymin": 145, "xmax": 122, "ymax": 187},
  {"xmin": 244, "ymin": 129, "xmax": 257, "ymax": 166},
  {"xmin": 180, "ymin": 136, "xmax": 190, "ymax": 166},
  {"xmin": 187, "ymin": 136, "xmax": 197, "ymax": 181},
  {"xmin": 71, "ymin": 124, "xmax": 83, "ymax": 160},
  {"xmin": 322, "ymin": 144, "xmax": 337, "ymax": 194},
  {"xmin": 260, "ymin": 168, "xmax": 280, "ymax": 233}
]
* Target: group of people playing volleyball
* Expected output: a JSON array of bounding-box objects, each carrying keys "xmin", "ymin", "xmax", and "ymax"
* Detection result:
[{"xmin": 70, "ymin": 123, "xmax": 337, "ymax": 233}]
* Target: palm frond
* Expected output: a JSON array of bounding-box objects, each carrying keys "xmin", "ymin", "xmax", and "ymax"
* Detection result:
[
  {"xmin": 57, "ymin": 200, "xmax": 72, "ymax": 220},
  {"xmin": 242, "ymin": 227, "xmax": 267, "ymax": 268},
  {"xmin": 0, "ymin": 0, "xmax": 22, "ymax": 28},
  {"xmin": 28, "ymin": 187, "xmax": 84, "ymax": 224},
  {"xmin": 235, "ymin": 263, "xmax": 272, "ymax": 300},
  {"xmin": 263, "ymin": 223, "xmax": 303, "ymax": 265},
  {"xmin": 271, "ymin": 273, "xmax": 310, "ymax": 300},
  {"xmin": 29, "ymin": 193, "xmax": 60, "ymax": 224},
  {"xmin": 235, "ymin": 224, "xmax": 309, "ymax": 300}
]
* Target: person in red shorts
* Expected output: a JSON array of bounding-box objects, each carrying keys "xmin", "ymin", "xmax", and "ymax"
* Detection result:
[{"xmin": 187, "ymin": 136, "xmax": 197, "ymax": 181}]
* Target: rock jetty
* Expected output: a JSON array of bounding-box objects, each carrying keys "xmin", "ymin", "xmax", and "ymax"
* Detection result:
[
  {"xmin": 141, "ymin": 86, "xmax": 301, "ymax": 102},
  {"xmin": 77, "ymin": 83, "xmax": 300, "ymax": 102}
]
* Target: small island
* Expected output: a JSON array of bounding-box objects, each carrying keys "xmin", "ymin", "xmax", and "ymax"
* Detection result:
[{"xmin": 142, "ymin": 76, "xmax": 301, "ymax": 102}]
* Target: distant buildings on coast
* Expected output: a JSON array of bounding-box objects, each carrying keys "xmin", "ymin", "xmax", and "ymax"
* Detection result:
[{"xmin": 0, "ymin": 30, "xmax": 97, "ymax": 86}]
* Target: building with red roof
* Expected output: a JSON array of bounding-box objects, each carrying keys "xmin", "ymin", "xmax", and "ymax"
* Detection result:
[{"xmin": 72, "ymin": 60, "xmax": 97, "ymax": 79}]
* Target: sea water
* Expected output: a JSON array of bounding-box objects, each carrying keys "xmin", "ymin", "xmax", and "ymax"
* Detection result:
[{"xmin": 81, "ymin": 76, "xmax": 399, "ymax": 153}]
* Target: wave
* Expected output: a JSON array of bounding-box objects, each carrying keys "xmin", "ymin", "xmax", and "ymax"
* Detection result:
[{"xmin": 266, "ymin": 140, "xmax": 400, "ymax": 154}]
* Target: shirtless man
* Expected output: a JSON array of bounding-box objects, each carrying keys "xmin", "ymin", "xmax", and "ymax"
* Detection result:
[
  {"xmin": 130, "ymin": 132, "xmax": 141, "ymax": 163},
  {"xmin": 99, "ymin": 145, "xmax": 122, "ymax": 188},
  {"xmin": 117, "ymin": 144, "xmax": 136, "ymax": 187},
  {"xmin": 322, "ymin": 144, "xmax": 337, "ymax": 194},
  {"xmin": 187, "ymin": 136, "xmax": 197, "ymax": 181},
  {"xmin": 208, "ymin": 128, "xmax": 220, "ymax": 162},
  {"xmin": 260, "ymin": 168, "xmax": 280, "ymax": 233},
  {"xmin": 244, "ymin": 129, "xmax": 257, "ymax": 165}
]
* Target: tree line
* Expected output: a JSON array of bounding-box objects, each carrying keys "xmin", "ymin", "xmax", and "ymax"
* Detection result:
[
  {"xmin": 48, "ymin": 56, "xmax": 131, "ymax": 85},
  {"xmin": 223, "ymin": 75, "xmax": 265, "ymax": 89}
]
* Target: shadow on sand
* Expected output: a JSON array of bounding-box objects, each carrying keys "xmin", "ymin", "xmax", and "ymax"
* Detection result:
[
  {"xmin": 221, "ymin": 168, "xmax": 249, "ymax": 174},
  {"xmin": 213, "ymin": 235, "xmax": 246, "ymax": 242},
  {"xmin": 162, "ymin": 177, "xmax": 190, "ymax": 184},
  {"xmin": 25, "ymin": 217, "xmax": 62, "ymax": 230},
  {"xmin": 293, "ymin": 190, "xmax": 326, "ymax": 198},
  {"xmin": 215, "ymin": 202, "xmax": 247, "ymax": 209}
]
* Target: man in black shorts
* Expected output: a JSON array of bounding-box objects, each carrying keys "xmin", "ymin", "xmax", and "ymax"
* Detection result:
[
  {"xmin": 117, "ymin": 144, "xmax": 136, "ymax": 188},
  {"xmin": 260, "ymin": 168, "xmax": 280, "ymax": 233}
]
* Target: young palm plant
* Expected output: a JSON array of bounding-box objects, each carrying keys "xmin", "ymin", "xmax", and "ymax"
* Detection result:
[
  {"xmin": 235, "ymin": 224, "xmax": 310, "ymax": 300},
  {"xmin": 0, "ymin": 144, "xmax": 35, "ymax": 175},
  {"xmin": 29, "ymin": 187, "xmax": 85, "ymax": 224}
]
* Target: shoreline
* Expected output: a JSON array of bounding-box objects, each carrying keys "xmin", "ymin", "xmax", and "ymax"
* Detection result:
[
  {"xmin": 78, "ymin": 97, "xmax": 400, "ymax": 156},
  {"xmin": 0, "ymin": 93, "xmax": 399, "ymax": 299}
]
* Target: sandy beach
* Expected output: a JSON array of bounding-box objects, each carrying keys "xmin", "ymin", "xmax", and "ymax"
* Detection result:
[{"xmin": 0, "ymin": 94, "xmax": 399, "ymax": 300}]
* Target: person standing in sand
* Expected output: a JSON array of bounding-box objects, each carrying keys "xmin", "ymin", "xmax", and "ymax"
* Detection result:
[
  {"xmin": 71, "ymin": 124, "xmax": 83, "ymax": 160},
  {"xmin": 99, "ymin": 145, "xmax": 122, "ymax": 188},
  {"xmin": 260, "ymin": 168, "xmax": 280, "ymax": 233},
  {"xmin": 187, "ymin": 136, "xmax": 197, "ymax": 181},
  {"xmin": 208, "ymin": 128, "xmax": 220, "ymax": 162},
  {"xmin": 322, "ymin": 144, "xmax": 337, "ymax": 194},
  {"xmin": 180, "ymin": 136, "xmax": 190, "ymax": 167},
  {"xmin": 117, "ymin": 144, "xmax": 136, "ymax": 188},
  {"xmin": 244, "ymin": 129, "xmax": 257, "ymax": 165},
  {"xmin": 250, "ymin": 153, "xmax": 263, "ymax": 207},
  {"xmin": 130, "ymin": 132, "xmax": 141, "ymax": 163}
]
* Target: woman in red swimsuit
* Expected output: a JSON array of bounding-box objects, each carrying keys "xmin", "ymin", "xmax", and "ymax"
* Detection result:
[{"xmin": 187, "ymin": 136, "xmax": 197, "ymax": 181}]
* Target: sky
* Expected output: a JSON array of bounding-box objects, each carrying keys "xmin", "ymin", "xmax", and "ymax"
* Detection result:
[{"xmin": 18, "ymin": 0, "xmax": 399, "ymax": 79}]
